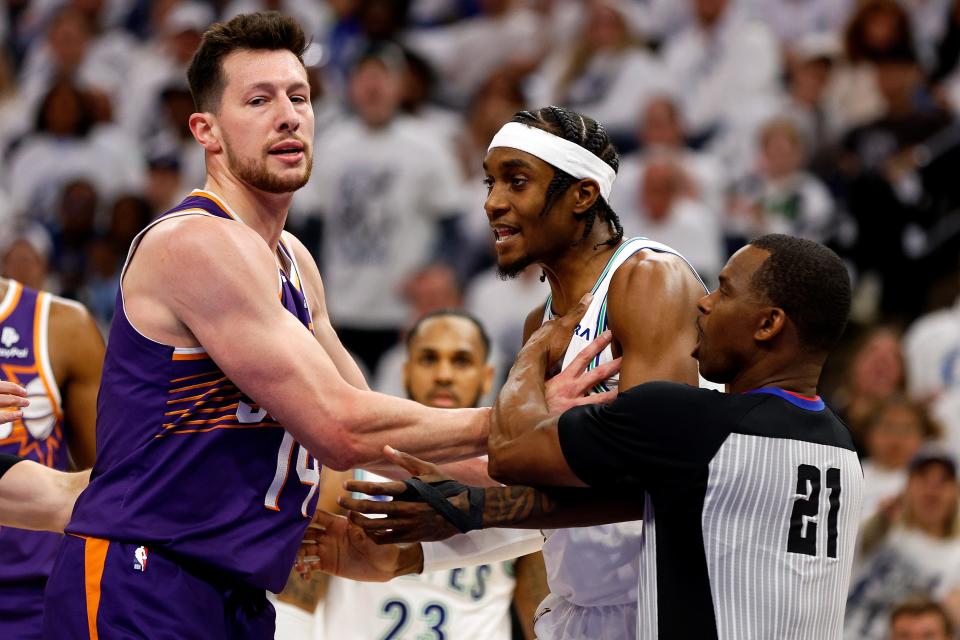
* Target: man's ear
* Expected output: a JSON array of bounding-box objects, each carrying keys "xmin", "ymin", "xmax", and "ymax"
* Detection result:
[
  {"xmin": 189, "ymin": 112, "xmax": 222, "ymax": 153},
  {"xmin": 754, "ymin": 307, "xmax": 786, "ymax": 344},
  {"xmin": 571, "ymin": 179, "xmax": 601, "ymax": 214}
]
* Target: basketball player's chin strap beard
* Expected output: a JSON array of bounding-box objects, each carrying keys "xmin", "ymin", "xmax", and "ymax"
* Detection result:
[{"xmin": 395, "ymin": 478, "xmax": 485, "ymax": 533}]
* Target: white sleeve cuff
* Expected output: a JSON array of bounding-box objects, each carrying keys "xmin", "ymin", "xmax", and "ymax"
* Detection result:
[{"xmin": 421, "ymin": 528, "xmax": 545, "ymax": 572}]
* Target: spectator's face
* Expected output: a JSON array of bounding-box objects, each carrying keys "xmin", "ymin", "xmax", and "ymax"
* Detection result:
[
  {"xmin": 44, "ymin": 85, "xmax": 84, "ymax": 136},
  {"xmin": 905, "ymin": 462, "xmax": 958, "ymax": 534},
  {"xmin": 586, "ymin": 6, "xmax": 627, "ymax": 50},
  {"xmin": 403, "ymin": 316, "xmax": 493, "ymax": 409},
  {"xmin": 349, "ymin": 59, "xmax": 402, "ymax": 128},
  {"xmin": 693, "ymin": 0, "xmax": 729, "ymax": 27},
  {"xmin": 403, "ymin": 266, "xmax": 462, "ymax": 318},
  {"xmin": 49, "ymin": 10, "xmax": 91, "ymax": 69},
  {"xmin": 695, "ymin": 245, "xmax": 770, "ymax": 383},
  {"xmin": 789, "ymin": 58, "xmax": 832, "ymax": 105},
  {"xmin": 641, "ymin": 98, "xmax": 683, "ymax": 148},
  {"xmin": 875, "ymin": 62, "xmax": 919, "ymax": 107},
  {"xmin": 640, "ymin": 163, "xmax": 678, "ymax": 222},
  {"xmin": 213, "ymin": 49, "xmax": 314, "ymax": 194},
  {"xmin": 851, "ymin": 330, "xmax": 903, "ymax": 399},
  {"xmin": 146, "ymin": 166, "xmax": 182, "ymax": 213},
  {"xmin": 891, "ymin": 612, "xmax": 951, "ymax": 640},
  {"xmin": 865, "ymin": 403, "xmax": 925, "ymax": 470},
  {"xmin": 482, "ymin": 147, "xmax": 590, "ymax": 278},
  {"xmin": 863, "ymin": 7, "xmax": 903, "ymax": 51},
  {"xmin": 1, "ymin": 241, "xmax": 48, "ymax": 291},
  {"xmin": 760, "ymin": 128, "xmax": 804, "ymax": 180}
]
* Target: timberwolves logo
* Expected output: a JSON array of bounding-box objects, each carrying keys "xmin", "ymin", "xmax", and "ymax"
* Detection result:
[{"xmin": 0, "ymin": 326, "xmax": 27, "ymax": 359}]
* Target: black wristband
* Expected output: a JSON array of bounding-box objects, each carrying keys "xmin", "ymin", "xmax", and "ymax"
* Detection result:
[
  {"xmin": 0, "ymin": 453, "xmax": 24, "ymax": 480},
  {"xmin": 397, "ymin": 477, "xmax": 485, "ymax": 534}
]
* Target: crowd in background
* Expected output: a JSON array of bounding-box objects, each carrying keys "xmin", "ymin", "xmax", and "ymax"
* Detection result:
[{"xmin": 0, "ymin": 0, "xmax": 959, "ymax": 637}]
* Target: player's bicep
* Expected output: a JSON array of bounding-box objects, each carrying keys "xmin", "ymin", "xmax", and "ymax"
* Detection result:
[{"xmin": 607, "ymin": 254, "xmax": 701, "ymax": 391}]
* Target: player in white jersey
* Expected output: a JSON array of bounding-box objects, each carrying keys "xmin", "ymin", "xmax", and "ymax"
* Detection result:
[
  {"xmin": 319, "ymin": 310, "xmax": 547, "ymax": 639},
  {"xmin": 335, "ymin": 235, "xmax": 864, "ymax": 639},
  {"xmin": 299, "ymin": 106, "xmax": 711, "ymax": 639}
]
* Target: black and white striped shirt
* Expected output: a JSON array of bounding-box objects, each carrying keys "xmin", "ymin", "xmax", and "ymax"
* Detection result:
[{"xmin": 559, "ymin": 383, "xmax": 864, "ymax": 639}]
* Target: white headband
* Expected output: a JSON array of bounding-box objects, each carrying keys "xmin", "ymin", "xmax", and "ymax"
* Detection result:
[{"xmin": 488, "ymin": 121, "xmax": 616, "ymax": 200}]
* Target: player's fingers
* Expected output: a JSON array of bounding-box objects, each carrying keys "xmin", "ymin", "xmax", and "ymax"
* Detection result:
[
  {"xmin": 579, "ymin": 355, "xmax": 621, "ymax": 388},
  {"xmin": 383, "ymin": 445, "xmax": 442, "ymax": 478},
  {"xmin": 0, "ymin": 394, "xmax": 29, "ymax": 408},
  {"xmin": 344, "ymin": 479, "xmax": 407, "ymax": 497},
  {"xmin": 340, "ymin": 495, "xmax": 423, "ymax": 517},
  {"xmin": 0, "ymin": 381, "xmax": 27, "ymax": 397},
  {"xmin": 572, "ymin": 390, "xmax": 618, "ymax": 406},
  {"xmin": 347, "ymin": 510, "xmax": 408, "ymax": 532},
  {"xmin": 568, "ymin": 331, "xmax": 615, "ymax": 376}
]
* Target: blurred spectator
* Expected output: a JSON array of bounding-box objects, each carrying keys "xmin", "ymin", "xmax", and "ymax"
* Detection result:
[
  {"xmin": 143, "ymin": 154, "xmax": 185, "ymax": 217},
  {"xmin": 119, "ymin": 1, "xmax": 212, "ymax": 140},
  {"xmin": 900, "ymin": 0, "xmax": 953, "ymax": 69},
  {"xmin": 397, "ymin": 47, "xmax": 460, "ymax": 143},
  {"xmin": 50, "ymin": 179, "xmax": 99, "ymax": 299},
  {"xmin": 79, "ymin": 235, "xmax": 120, "ymax": 331},
  {"xmin": 727, "ymin": 116, "xmax": 835, "ymax": 245},
  {"xmin": 780, "ymin": 32, "xmax": 841, "ymax": 158},
  {"xmin": 0, "ymin": 224, "xmax": 53, "ymax": 292},
  {"xmin": 860, "ymin": 396, "xmax": 942, "ymax": 521},
  {"xmin": 889, "ymin": 596, "xmax": 954, "ymax": 640},
  {"xmin": 832, "ymin": 326, "xmax": 906, "ymax": 444},
  {"xmin": 615, "ymin": 94, "xmax": 726, "ymax": 212},
  {"xmin": 527, "ymin": 0, "xmax": 668, "ymax": 140},
  {"xmin": 407, "ymin": 0, "xmax": 545, "ymax": 107},
  {"xmin": 107, "ymin": 194, "xmax": 152, "ymax": 256},
  {"xmin": 661, "ymin": 0, "xmax": 781, "ymax": 145},
  {"xmin": 934, "ymin": 0, "xmax": 960, "ymax": 108},
  {"xmin": 823, "ymin": 0, "xmax": 916, "ymax": 137},
  {"xmin": 6, "ymin": 79, "xmax": 140, "ymax": 216},
  {"xmin": 840, "ymin": 47, "xmax": 952, "ymax": 318},
  {"xmin": 146, "ymin": 84, "xmax": 206, "ymax": 189},
  {"xmin": 904, "ymin": 293, "xmax": 960, "ymax": 403},
  {"xmin": 310, "ymin": 47, "xmax": 464, "ymax": 372},
  {"xmin": 17, "ymin": 5, "xmax": 133, "ymax": 113},
  {"xmin": 220, "ymin": 0, "xmax": 331, "ymax": 41},
  {"xmin": 744, "ymin": 0, "xmax": 854, "ymax": 51},
  {"xmin": 0, "ymin": 51, "xmax": 29, "ymax": 154},
  {"xmin": 847, "ymin": 447, "xmax": 960, "ymax": 640},
  {"xmin": 611, "ymin": 151, "xmax": 723, "ymax": 282}
]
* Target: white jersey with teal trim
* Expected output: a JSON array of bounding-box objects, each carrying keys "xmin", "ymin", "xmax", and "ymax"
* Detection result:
[
  {"xmin": 319, "ymin": 470, "xmax": 517, "ymax": 640},
  {"xmin": 536, "ymin": 237, "xmax": 719, "ymax": 640}
]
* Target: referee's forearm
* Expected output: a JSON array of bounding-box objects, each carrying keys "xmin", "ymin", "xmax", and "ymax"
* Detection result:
[{"xmin": 481, "ymin": 485, "xmax": 642, "ymax": 530}]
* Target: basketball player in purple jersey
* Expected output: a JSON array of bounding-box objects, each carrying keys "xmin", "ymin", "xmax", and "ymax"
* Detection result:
[
  {"xmin": 0, "ymin": 276, "xmax": 103, "ymax": 639},
  {"xmin": 41, "ymin": 13, "xmax": 568, "ymax": 640}
]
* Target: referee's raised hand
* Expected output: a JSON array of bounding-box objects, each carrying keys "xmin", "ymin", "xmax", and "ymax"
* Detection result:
[{"xmin": 0, "ymin": 381, "xmax": 28, "ymax": 425}]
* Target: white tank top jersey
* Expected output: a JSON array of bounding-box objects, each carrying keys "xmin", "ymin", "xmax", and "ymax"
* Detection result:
[
  {"xmin": 319, "ymin": 470, "xmax": 517, "ymax": 640},
  {"xmin": 536, "ymin": 237, "xmax": 720, "ymax": 639}
]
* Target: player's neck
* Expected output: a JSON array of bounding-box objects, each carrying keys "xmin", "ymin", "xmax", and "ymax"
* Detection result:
[
  {"xmin": 203, "ymin": 174, "xmax": 292, "ymax": 250},
  {"xmin": 541, "ymin": 233, "xmax": 622, "ymax": 315}
]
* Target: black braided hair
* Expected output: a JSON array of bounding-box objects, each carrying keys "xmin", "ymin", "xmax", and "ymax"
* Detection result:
[{"xmin": 510, "ymin": 106, "xmax": 624, "ymax": 248}]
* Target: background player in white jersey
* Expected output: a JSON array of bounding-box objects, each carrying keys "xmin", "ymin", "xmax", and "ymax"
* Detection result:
[
  {"xmin": 330, "ymin": 235, "xmax": 864, "ymax": 639},
  {"xmin": 299, "ymin": 105, "xmax": 711, "ymax": 639},
  {"xmin": 317, "ymin": 310, "xmax": 547, "ymax": 640}
]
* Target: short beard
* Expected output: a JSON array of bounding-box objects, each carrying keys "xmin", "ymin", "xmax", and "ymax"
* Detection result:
[
  {"xmin": 225, "ymin": 144, "xmax": 312, "ymax": 194},
  {"xmin": 496, "ymin": 254, "xmax": 535, "ymax": 280}
]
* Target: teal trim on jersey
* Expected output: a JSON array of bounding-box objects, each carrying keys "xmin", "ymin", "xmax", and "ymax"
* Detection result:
[{"xmin": 543, "ymin": 237, "xmax": 646, "ymax": 320}]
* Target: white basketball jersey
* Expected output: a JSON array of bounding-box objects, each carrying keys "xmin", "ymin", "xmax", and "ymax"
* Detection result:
[
  {"xmin": 539, "ymin": 238, "xmax": 716, "ymax": 614},
  {"xmin": 319, "ymin": 470, "xmax": 517, "ymax": 640}
]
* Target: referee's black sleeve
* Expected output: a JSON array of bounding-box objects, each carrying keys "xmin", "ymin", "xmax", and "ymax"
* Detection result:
[
  {"xmin": 557, "ymin": 382, "xmax": 740, "ymax": 490},
  {"xmin": 0, "ymin": 453, "xmax": 24, "ymax": 480}
]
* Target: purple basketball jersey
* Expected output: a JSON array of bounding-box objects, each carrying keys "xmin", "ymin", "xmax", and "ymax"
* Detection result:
[
  {"xmin": 66, "ymin": 191, "xmax": 320, "ymax": 592},
  {"xmin": 0, "ymin": 281, "xmax": 68, "ymax": 585}
]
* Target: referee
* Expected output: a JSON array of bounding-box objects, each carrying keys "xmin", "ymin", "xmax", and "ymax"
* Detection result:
[{"xmin": 336, "ymin": 234, "xmax": 864, "ymax": 640}]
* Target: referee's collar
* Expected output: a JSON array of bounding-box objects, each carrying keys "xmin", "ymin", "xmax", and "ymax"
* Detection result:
[{"xmin": 744, "ymin": 387, "xmax": 825, "ymax": 411}]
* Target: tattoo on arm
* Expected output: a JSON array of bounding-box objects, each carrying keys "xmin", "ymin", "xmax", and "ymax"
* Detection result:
[{"xmin": 483, "ymin": 486, "xmax": 622, "ymax": 530}]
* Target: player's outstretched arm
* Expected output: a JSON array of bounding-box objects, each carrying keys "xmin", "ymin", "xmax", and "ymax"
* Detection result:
[
  {"xmin": 323, "ymin": 447, "xmax": 643, "ymax": 545},
  {"xmin": 0, "ymin": 381, "xmax": 28, "ymax": 425},
  {"xmin": 0, "ymin": 454, "xmax": 90, "ymax": 531},
  {"xmin": 135, "ymin": 218, "xmax": 488, "ymax": 470}
]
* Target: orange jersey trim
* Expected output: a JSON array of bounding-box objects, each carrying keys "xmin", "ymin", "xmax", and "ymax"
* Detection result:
[
  {"xmin": 168, "ymin": 376, "xmax": 228, "ymax": 395},
  {"xmin": 191, "ymin": 191, "xmax": 239, "ymax": 222},
  {"xmin": 165, "ymin": 390, "xmax": 241, "ymax": 406},
  {"xmin": 165, "ymin": 402, "xmax": 240, "ymax": 417},
  {"xmin": 169, "ymin": 370, "xmax": 223, "ymax": 385},
  {"xmin": 171, "ymin": 352, "xmax": 210, "ymax": 361},
  {"xmin": 33, "ymin": 292, "xmax": 63, "ymax": 421},
  {"xmin": 0, "ymin": 282, "xmax": 22, "ymax": 324},
  {"xmin": 155, "ymin": 422, "xmax": 282, "ymax": 437},
  {"xmin": 83, "ymin": 537, "xmax": 110, "ymax": 640}
]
